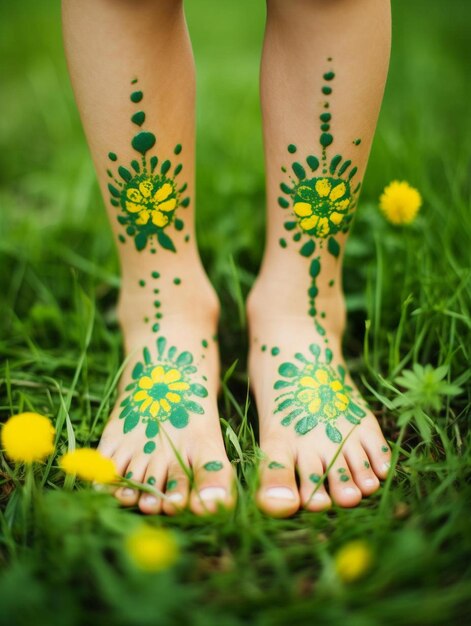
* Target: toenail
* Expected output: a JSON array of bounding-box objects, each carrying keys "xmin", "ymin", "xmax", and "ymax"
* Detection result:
[
  {"xmin": 142, "ymin": 495, "xmax": 158, "ymax": 506},
  {"xmin": 311, "ymin": 492, "xmax": 329, "ymax": 503},
  {"xmin": 382, "ymin": 462, "xmax": 391, "ymax": 472},
  {"xmin": 364, "ymin": 478, "xmax": 377, "ymax": 487},
  {"xmin": 167, "ymin": 492, "xmax": 183, "ymax": 503},
  {"xmin": 344, "ymin": 487, "xmax": 358, "ymax": 496},
  {"xmin": 199, "ymin": 487, "xmax": 226, "ymax": 501},
  {"xmin": 265, "ymin": 487, "xmax": 295, "ymax": 500},
  {"xmin": 122, "ymin": 488, "xmax": 135, "ymax": 498}
]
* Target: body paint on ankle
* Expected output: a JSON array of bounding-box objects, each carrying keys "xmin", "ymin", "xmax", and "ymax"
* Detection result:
[
  {"xmin": 273, "ymin": 344, "xmax": 366, "ymax": 442},
  {"xmin": 278, "ymin": 65, "xmax": 362, "ymax": 338},
  {"xmin": 107, "ymin": 79, "xmax": 190, "ymax": 253},
  {"xmin": 119, "ymin": 336, "xmax": 208, "ymax": 454}
]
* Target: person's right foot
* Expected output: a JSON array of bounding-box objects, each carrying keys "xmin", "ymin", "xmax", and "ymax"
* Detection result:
[{"xmin": 98, "ymin": 271, "xmax": 235, "ymax": 516}]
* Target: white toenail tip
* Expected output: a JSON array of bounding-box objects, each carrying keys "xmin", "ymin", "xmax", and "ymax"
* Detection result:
[
  {"xmin": 143, "ymin": 495, "xmax": 158, "ymax": 506},
  {"xmin": 265, "ymin": 487, "xmax": 295, "ymax": 500},
  {"xmin": 312, "ymin": 492, "xmax": 328, "ymax": 502},
  {"xmin": 364, "ymin": 478, "xmax": 376, "ymax": 487},
  {"xmin": 199, "ymin": 487, "xmax": 226, "ymax": 501},
  {"xmin": 344, "ymin": 487, "xmax": 358, "ymax": 496},
  {"xmin": 383, "ymin": 462, "xmax": 391, "ymax": 471},
  {"xmin": 167, "ymin": 493, "xmax": 183, "ymax": 503},
  {"xmin": 122, "ymin": 488, "xmax": 135, "ymax": 497}
]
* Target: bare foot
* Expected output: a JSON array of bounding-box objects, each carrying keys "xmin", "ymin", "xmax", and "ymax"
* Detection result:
[
  {"xmin": 99, "ymin": 276, "xmax": 235, "ymax": 515},
  {"xmin": 248, "ymin": 284, "xmax": 390, "ymax": 518}
]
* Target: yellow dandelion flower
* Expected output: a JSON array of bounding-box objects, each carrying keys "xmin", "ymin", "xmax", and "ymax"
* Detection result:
[
  {"xmin": 1, "ymin": 412, "xmax": 55, "ymax": 463},
  {"xmin": 60, "ymin": 448, "xmax": 117, "ymax": 484},
  {"xmin": 334, "ymin": 540, "xmax": 373, "ymax": 583},
  {"xmin": 126, "ymin": 525, "xmax": 179, "ymax": 572},
  {"xmin": 379, "ymin": 180, "xmax": 422, "ymax": 225}
]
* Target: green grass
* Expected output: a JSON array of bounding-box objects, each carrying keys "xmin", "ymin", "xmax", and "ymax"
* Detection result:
[{"xmin": 1, "ymin": 1, "xmax": 470, "ymax": 624}]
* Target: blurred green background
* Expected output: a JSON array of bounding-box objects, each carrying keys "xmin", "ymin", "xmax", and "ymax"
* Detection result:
[{"xmin": 1, "ymin": 1, "xmax": 470, "ymax": 625}]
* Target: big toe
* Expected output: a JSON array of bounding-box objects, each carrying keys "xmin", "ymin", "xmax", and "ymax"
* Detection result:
[
  {"xmin": 189, "ymin": 452, "xmax": 235, "ymax": 515},
  {"xmin": 256, "ymin": 443, "xmax": 300, "ymax": 517}
]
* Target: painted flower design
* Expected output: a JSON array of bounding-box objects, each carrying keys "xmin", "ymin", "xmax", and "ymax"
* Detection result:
[
  {"xmin": 125, "ymin": 178, "xmax": 177, "ymax": 229},
  {"xmin": 107, "ymin": 84, "xmax": 190, "ymax": 252},
  {"xmin": 274, "ymin": 344, "xmax": 366, "ymax": 442},
  {"xmin": 119, "ymin": 337, "xmax": 208, "ymax": 454},
  {"xmin": 133, "ymin": 364, "xmax": 189, "ymax": 419},
  {"xmin": 293, "ymin": 177, "xmax": 351, "ymax": 238}
]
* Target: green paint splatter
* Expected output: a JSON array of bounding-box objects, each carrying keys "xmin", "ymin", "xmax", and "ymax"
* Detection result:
[
  {"xmin": 340, "ymin": 474, "xmax": 350, "ymax": 482},
  {"xmin": 323, "ymin": 71, "xmax": 335, "ymax": 81},
  {"xmin": 320, "ymin": 133, "xmax": 333, "ymax": 147},
  {"xmin": 309, "ymin": 473, "xmax": 321, "ymax": 483},
  {"xmin": 320, "ymin": 113, "xmax": 331, "ymax": 123},
  {"xmin": 202, "ymin": 339, "xmax": 208, "ymax": 348},
  {"xmin": 130, "ymin": 90, "xmax": 143, "ymax": 103},
  {"xmin": 139, "ymin": 280, "xmax": 146, "ymax": 287},
  {"xmin": 382, "ymin": 445, "xmax": 389, "ymax": 453},
  {"xmin": 131, "ymin": 131, "xmax": 156, "ymax": 155},
  {"xmin": 279, "ymin": 238, "xmax": 287, "ymax": 248},
  {"xmin": 108, "ymin": 152, "xmax": 117, "ymax": 161},
  {"xmin": 329, "ymin": 279, "xmax": 335, "ymax": 287},
  {"xmin": 144, "ymin": 441, "xmax": 156, "ymax": 454},
  {"xmin": 364, "ymin": 461, "xmax": 370, "ymax": 469},
  {"xmin": 271, "ymin": 347, "xmax": 280, "ymax": 356},
  {"xmin": 288, "ymin": 144, "xmax": 297, "ymax": 154},
  {"xmin": 322, "ymin": 86, "xmax": 332, "ymax": 95},
  {"xmin": 353, "ymin": 138, "xmax": 362, "ymax": 146},
  {"xmin": 125, "ymin": 471, "xmax": 133, "ymax": 479},
  {"xmin": 261, "ymin": 345, "xmax": 267, "ymax": 352},
  {"xmin": 166, "ymin": 479, "xmax": 178, "ymax": 491},
  {"xmin": 203, "ymin": 461, "xmax": 223, "ymax": 472},
  {"xmin": 131, "ymin": 111, "xmax": 145, "ymax": 126},
  {"xmin": 147, "ymin": 476, "xmax": 156, "ymax": 486},
  {"xmin": 152, "ymin": 271, "xmax": 160, "ymax": 279},
  {"xmin": 173, "ymin": 277, "xmax": 181, "ymax": 285},
  {"xmin": 174, "ymin": 144, "xmax": 182, "ymax": 155},
  {"xmin": 338, "ymin": 467, "xmax": 346, "ymax": 474},
  {"xmin": 268, "ymin": 461, "xmax": 285, "ymax": 469}
]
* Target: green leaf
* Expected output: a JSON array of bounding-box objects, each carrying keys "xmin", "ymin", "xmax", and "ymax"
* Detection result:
[
  {"xmin": 295, "ymin": 415, "xmax": 318, "ymax": 435},
  {"xmin": 190, "ymin": 383, "xmax": 208, "ymax": 398},
  {"xmin": 157, "ymin": 231, "xmax": 176, "ymax": 252},
  {"xmin": 135, "ymin": 231, "xmax": 147, "ymax": 251},
  {"xmin": 123, "ymin": 411, "xmax": 139, "ymax": 434},
  {"xmin": 169, "ymin": 406, "xmax": 189, "ymax": 428},
  {"xmin": 176, "ymin": 351, "xmax": 193, "ymax": 367},
  {"xmin": 326, "ymin": 423, "xmax": 342, "ymax": 443},
  {"xmin": 327, "ymin": 237, "xmax": 340, "ymax": 258},
  {"xmin": 300, "ymin": 240, "xmax": 316, "ymax": 257},
  {"xmin": 185, "ymin": 401, "xmax": 204, "ymax": 415},
  {"xmin": 278, "ymin": 362, "xmax": 299, "ymax": 378},
  {"xmin": 145, "ymin": 420, "xmax": 159, "ymax": 438}
]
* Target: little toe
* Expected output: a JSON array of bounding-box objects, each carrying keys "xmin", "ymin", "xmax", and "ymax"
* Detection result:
[
  {"xmin": 345, "ymin": 444, "xmax": 380, "ymax": 496},
  {"xmin": 326, "ymin": 454, "xmax": 362, "ymax": 508},
  {"xmin": 138, "ymin": 460, "xmax": 167, "ymax": 515},
  {"xmin": 361, "ymin": 429, "xmax": 392, "ymax": 480},
  {"xmin": 256, "ymin": 449, "xmax": 300, "ymax": 518},
  {"xmin": 190, "ymin": 456, "xmax": 234, "ymax": 516},
  {"xmin": 297, "ymin": 455, "xmax": 331, "ymax": 511},
  {"xmin": 162, "ymin": 460, "xmax": 191, "ymax": 516}
]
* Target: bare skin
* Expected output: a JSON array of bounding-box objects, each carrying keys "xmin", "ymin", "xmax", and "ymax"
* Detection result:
[
  {"xmin": 63, "ymin": 0, "xmax": 392, "ymax": 516},
  {"xmin": 248, "ymin": 0, "xmax": 392, "ymax": 516},
  {"xmin": 62, "ymin": 0, "xmax": 234, "ymax": 514}
]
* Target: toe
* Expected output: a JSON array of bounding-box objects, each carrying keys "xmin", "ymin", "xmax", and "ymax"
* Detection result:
[
  {"xmin": 114, "ymin": 455, "xmax": 148, "ymax": 507},
  {"xmin": 256, "ymin": 445, "xmax": 300, "ymax": 518},
  {"xmin": 162, "ymin": 460, "xmax": 191, "ymax": 516},
  {"xmin": 361, "ymin": 426, "xmax": 392, "ymax": 480},
  {"xmin": 190, "ymin": 454, "xmax": 235, "ymax": 515},
  {"xmin": 297, "ymin": 453, "xmax": 331, "ymax": 511},
  {"xmin": 344, "ymin": 443, "xmax": 380, "ymax": 496},
  {"xmin": 138, "ymin": 457, "xmax": 167, "ymax": 515},
  {"xmin": 326, "ymin": 453, "xmax": 362, "ymax": 508}
]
